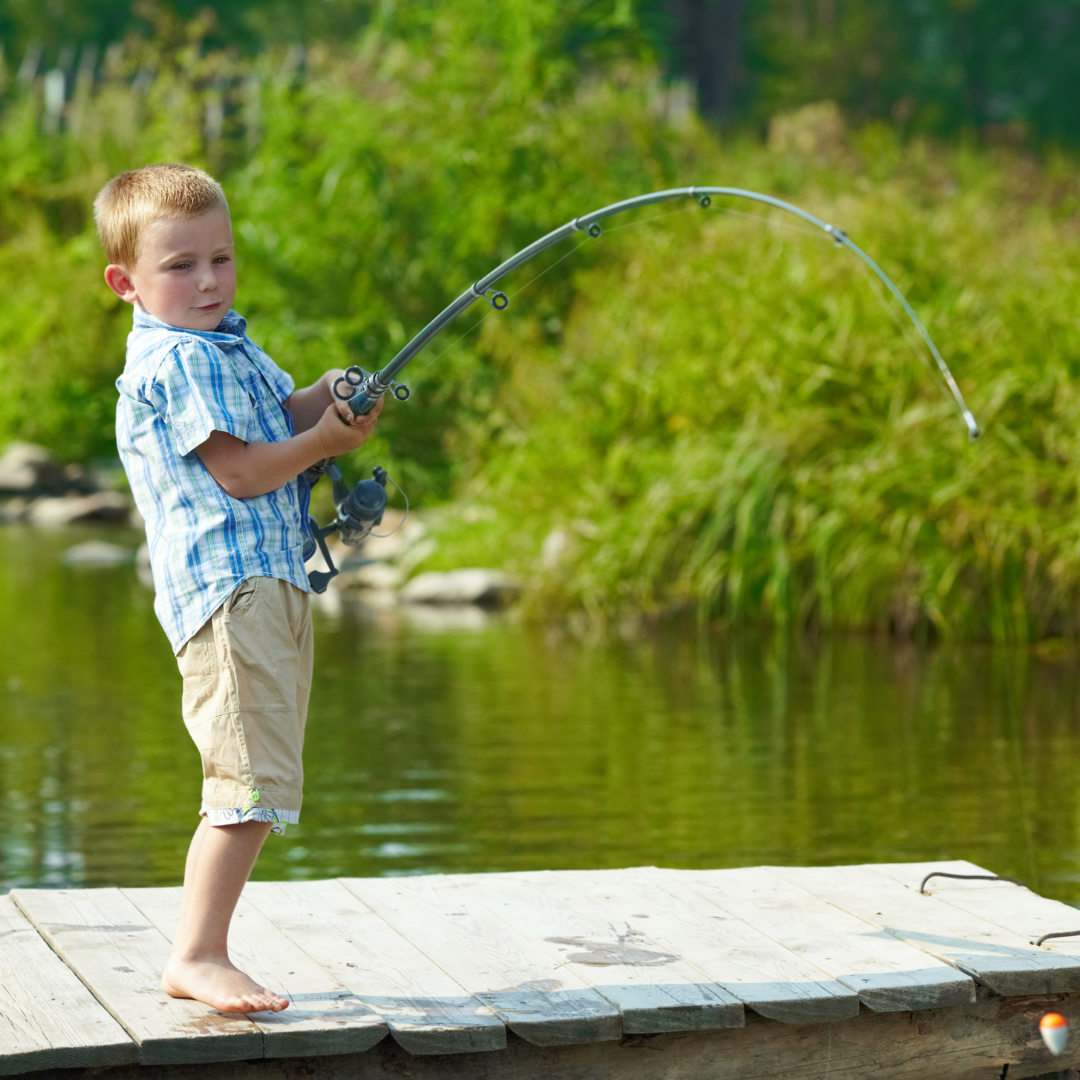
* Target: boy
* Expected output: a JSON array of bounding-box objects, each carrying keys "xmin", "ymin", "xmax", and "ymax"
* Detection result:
[{"xmin": 96, "ymin": 163, "xmax": 382, "ymax": 1013}]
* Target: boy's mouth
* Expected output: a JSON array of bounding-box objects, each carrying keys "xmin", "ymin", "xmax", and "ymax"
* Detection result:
[{"xmin": 197, "ymin": 301, "xmax": 222, "ymax": 311}]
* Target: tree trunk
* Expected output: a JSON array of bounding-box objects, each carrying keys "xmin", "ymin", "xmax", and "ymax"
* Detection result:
[{"xmin": 666, "ymin": 0, "xmax": 748, "ymax": 117}]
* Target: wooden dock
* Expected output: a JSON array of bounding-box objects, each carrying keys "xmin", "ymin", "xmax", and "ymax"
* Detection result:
[{"xmin": 5, "ymin": 860, "xmax": 1080, "ymax": 1080}]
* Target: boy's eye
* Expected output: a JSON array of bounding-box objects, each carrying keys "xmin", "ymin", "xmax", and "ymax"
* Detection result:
[
  {"xmin": 170, "ymin": 262, "xmax": 192, "ymax": 270},
  {"xmin": 213, "ymin": 256, "xmax": 231, "ymax": 264}
]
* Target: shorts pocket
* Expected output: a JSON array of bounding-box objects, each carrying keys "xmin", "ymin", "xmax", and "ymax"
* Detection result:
[
  {"xmin": 178, "ymin": 620, "xmax": 221, "ymax": 719},
  {"xmin": 227, "ymin": 577, "xmax": 261, "ymax": 614},
  {"xmin": 186, "ymin": 713, "xmax": 248, "ymax": 788},
  {"xmin": 177, "ymin": 626, "xmax": 218, "ymax": 678}
]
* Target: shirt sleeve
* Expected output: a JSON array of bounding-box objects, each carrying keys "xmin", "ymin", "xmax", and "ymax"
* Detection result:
[{"xmin": 151, "ymin": 340, "xmax": 256, "ymax": 457}]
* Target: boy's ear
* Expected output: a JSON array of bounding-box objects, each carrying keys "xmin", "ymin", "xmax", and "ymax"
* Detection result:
[{"xmin": 104, "ymin": 264, "xmax": 138, "ymax": 303}]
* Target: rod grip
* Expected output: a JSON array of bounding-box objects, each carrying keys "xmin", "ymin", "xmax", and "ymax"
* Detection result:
[{"xmin": 347, "ymin": 383, "xmax": 384, "ymax": 415}]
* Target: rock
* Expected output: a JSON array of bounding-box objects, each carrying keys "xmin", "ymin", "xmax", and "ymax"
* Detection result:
[
  {"xmin": 27, "ymin": 491, "xmax": 134, "ymax": 527},
  {"xmin": 401, "ymin": 604, "xmax": 492, "ymax": 631},
  {"xmin": 358, "ymin": 509, "xmax": 428, "ymax": 564},
  {"xmin": 311, "ymin": 586, "xmax": 344, "ymax": 617},
  {"xmin": 0, "ymin": 498, "xmax": 29, "ymax": 523},
  {"xmin": 399, "ymin": 568, "xmax": 520, "ymax": 608},
  {"xmin": 62, "ymin": 540, "xmax": 136, "ymax": 566},
  {"xmin": 352, "ymin": 562, "xmax": 404, "ymax": 591},
  {"xmin": 0, "ymin": 442, "xmax": 65, "ymax": 495}
]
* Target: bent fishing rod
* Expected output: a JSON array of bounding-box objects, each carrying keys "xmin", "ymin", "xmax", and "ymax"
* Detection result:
[{"xmin": 306, "ymin": 185, "xmax": 980, "ymax": 592}]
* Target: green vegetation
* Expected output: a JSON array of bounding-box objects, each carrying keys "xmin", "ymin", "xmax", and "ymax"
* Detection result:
[
  {"xmin": 5, "ymin": 0, "xmax": 1079, "ymax": 143},
  {"xmin": 2, "ymin": 4, "xmax": 1080, "ymax": 640}
]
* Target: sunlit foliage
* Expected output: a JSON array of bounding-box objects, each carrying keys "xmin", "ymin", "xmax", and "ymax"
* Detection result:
[{"xmin": 3, "ymin": 6, "xmax": 1080, "ymax": 640}]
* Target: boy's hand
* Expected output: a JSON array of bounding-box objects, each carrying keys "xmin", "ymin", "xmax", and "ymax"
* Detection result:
[
  {"xmin": 327, "ymin": 369, "xmax": 357, "ymax": 426},
  {"xmin": 315, "ymin": 394, "xmax": 384, "ymax": 458}
]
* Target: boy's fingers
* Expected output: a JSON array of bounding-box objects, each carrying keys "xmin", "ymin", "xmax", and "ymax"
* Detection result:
[{"xmin": 339, "ymin": 395, "xmax": 384, "ymax": 426}]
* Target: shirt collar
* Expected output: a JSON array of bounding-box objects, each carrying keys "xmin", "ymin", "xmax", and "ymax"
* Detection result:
[{"xmin": 132, "ymin": 306, "xmax": 248, "ymax": 344}]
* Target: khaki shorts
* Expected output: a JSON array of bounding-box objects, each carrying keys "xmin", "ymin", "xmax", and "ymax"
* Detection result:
[{"xmin": 177, "ymin": 577, "xmax": 313, "ymax": 834}]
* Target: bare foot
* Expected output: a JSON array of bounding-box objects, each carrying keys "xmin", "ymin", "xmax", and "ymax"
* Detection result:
[{"xmin": 162, "ymin": 955, "xmax": 289, "ymax": 1013}]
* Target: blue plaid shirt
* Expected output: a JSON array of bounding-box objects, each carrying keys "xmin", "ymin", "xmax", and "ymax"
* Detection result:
[{"xmin": 116, "ymin": 308, "xmax": 313, "ymax": 653}]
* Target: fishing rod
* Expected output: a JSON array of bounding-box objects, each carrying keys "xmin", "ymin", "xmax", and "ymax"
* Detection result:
[
  {"xmin": 306, "ymin": 185, "xmax": 980, "ymax": 592},
  {"xmin": 334, "ymin": 185, "xmax": 980, "ymax": 436}
]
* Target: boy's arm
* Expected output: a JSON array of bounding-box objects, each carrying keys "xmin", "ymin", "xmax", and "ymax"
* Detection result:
[
  {"xmin": 196, "ymin": 398, "xmax": 383, "ymax": 499},
  {"xmin": 283, "ymin": 370, "xmax": 352, "ymax": 433}
]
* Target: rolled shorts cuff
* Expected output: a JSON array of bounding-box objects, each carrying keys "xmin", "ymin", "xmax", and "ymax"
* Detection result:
[
  {"xmin": 200, "ymin": 804, "xmax": 300, "ymax": 836},
  {"xmin": 201, "ymin": 779, "xmax": 302, "ymax": 814}
]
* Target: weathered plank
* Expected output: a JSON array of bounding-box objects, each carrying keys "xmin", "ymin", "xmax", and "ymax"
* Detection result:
[
  {"xmin": 122, "ymin": 887, "xmax": 388, "ymax": 1059},
  {"xmin": 11, "ymin": 888, "xmax": 262, "ymax": 1066},
  {"xmin": 448, "ymin": 872, "xmax": 744, "ymax": 1033},
  {"xmin": 0, "ymin": 896, "xmax": 137, "ymax": 1076},
  {"xmin": 870, "ymin": 859, "xmax": 1080, "ymax": 956},
  {"xmin": 341, "ymin": 876, "xmax": 623, "ymax": 1046},
  {"xmin": 781, "ymin": 863, "xmax": 1080, "ymax": 996},
  {"xmin": 536, "ymin": 868, "xmax": 859, "ymax": 1024},
  {"xmin": 667, "ymin": 866, "xmax": 977, "ymax": 1013},
  {"xmin": 242, "ymin": 879, "xmax": 505, "ymax": 1056},
  {"xmin": 16, "ymin": 989, "xmax": 1080, "ymax": 1080}
]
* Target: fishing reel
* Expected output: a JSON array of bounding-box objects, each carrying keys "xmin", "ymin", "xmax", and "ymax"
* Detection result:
[
  {"xmin": 307, "ymin": 463, "xmax": 390, "ymax": 594},
  {"xmin": 306, "ymin": 365, "xmax": 412, "ymax": 593}
]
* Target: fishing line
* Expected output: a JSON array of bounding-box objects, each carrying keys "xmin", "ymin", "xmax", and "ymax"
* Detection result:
[
  {"xmin": 368, "ymin": 473, "xmax": 410, "ymax": 537},
  {"xmin": 1003, "ymin": 669, "xmax": 1040, "ymax": 892},
  {"xmin": 716, "ymin": 204, "xmax": 827, "ymax": 240},
  {"xmin": 410, "ymin": 234, "xmax": 593, "ymax": 377},
  {"xmin": 311, "ymin": 185, "xmax": 981, "ymax": 596},
  {"xmin": 506, "ymin": 233, "xmax": 592, "ymax": 298},
  {"xmin": 408, "ymin": 207, "xmax": 698, "ymax": 379},
  {"xmin": 410, "ymin": 310, "xmax": 493, "ymax": 377},
  {"xmin": 597, "ymin": 202, "xmax": 697, "ymax": 234},
  {"xmin": 336, "ymin": 186, "xmax": 979, "ymax": 439},
  {"xmin": 710, "ymin": 202, "xmax": 960, "ymax": 406},
  {"xmin": 848, "ymin": 257, "xmax": 955, "ymax": 401}
]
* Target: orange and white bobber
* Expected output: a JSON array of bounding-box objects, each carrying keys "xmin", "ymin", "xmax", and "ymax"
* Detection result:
[{"xmin": 1040, "ymin": 1012, "xmax": 1068, "ymax": 1055}]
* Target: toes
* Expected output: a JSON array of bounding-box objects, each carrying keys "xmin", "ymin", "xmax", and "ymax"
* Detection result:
[{"xmin": 238, "ymin": 991, "xmax": 287, "ymax": 1014}]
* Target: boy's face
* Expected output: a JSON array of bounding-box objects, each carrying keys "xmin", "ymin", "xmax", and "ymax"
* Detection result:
[{"xmin": 104, "ymin": 210, "xmax": 236, "ymax": 331}]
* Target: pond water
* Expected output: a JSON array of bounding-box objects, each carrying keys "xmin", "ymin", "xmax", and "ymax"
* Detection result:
[{"xmin": 3, "ymin": 524, "xmax": 1080, "ymax": 905}]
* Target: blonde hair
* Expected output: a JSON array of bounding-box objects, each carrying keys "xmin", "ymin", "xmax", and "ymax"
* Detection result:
[{"xmin": 94, "ymin": 163, "xmax": 229, "ymax": 267}]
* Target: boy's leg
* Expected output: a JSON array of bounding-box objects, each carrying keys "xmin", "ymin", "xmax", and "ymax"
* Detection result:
[
  {"xmin": 163, "ymin": 818, "xmax": 287, "ymax": 1013},
  {"xmin": 169, "ymin": 578, "xmax": 311, "ymax": 1012}
]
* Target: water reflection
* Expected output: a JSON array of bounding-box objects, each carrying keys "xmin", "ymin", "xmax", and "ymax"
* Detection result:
[{"xmin": 2, "ymin": 525, "xmax": 1080, "ymax": 902}]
